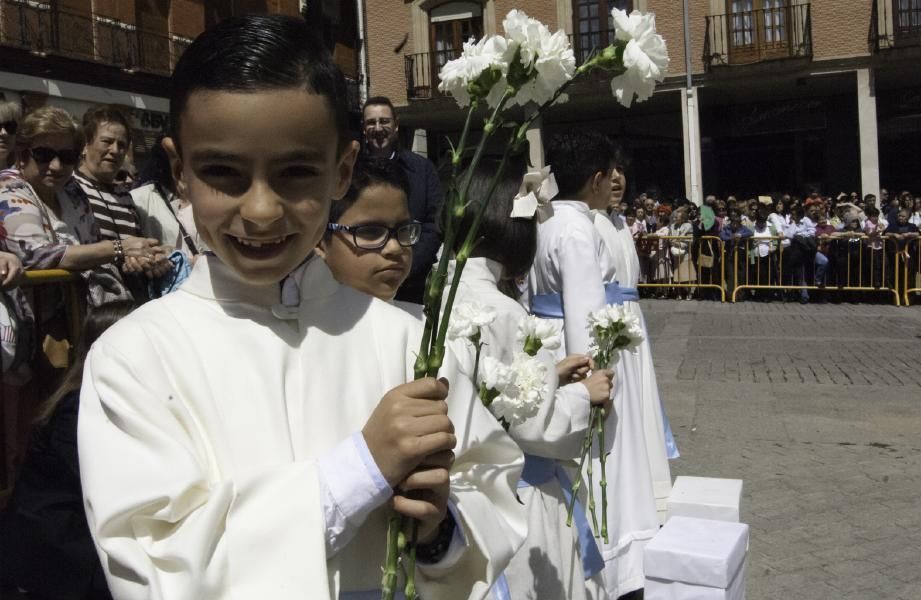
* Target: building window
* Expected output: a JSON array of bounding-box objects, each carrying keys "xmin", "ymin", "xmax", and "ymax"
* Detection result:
[
  {"xmin": 894, "ymin": 0, "xmax": 921, "ymax": 44},
  {"xmin": 727, "ymin": 0, "xmax": 791, "ymax": 60},
  {"xmin": 429, "ymin": 2, "xmax": 483, "ymax": 70},
  {"xmin": 572, "ymin": 0, "xmax": 632, "ymax": 62}
]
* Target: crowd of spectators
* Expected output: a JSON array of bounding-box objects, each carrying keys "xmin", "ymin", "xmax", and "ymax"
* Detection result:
[{"xmin": 616, "ymin": 188, "xmax": 921, "ymax": 303}]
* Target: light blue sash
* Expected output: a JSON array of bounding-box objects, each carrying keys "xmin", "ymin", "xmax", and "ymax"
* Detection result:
[
  {"xmin": 662, "ymin": 408, "xmax": 680, "ymax": 459},
  {"xmin": 517, "ymin": 454, "xmax": 605, "ymax": 579},
  {"xmin": 530, "ymin": 282, "xmax": 639, "ymax": 318}
]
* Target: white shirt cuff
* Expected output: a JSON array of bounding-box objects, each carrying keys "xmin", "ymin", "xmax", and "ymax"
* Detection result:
[{"xmin": 317, "ymin": 432, "xmax": 392, "ymax": 556}]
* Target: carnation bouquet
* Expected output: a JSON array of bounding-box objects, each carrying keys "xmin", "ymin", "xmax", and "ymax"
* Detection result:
[
  {"xmin": 383, "ymin": 8, "xmax": 667, "ymax": 599},
  {"xmin": 567, "ymin": 304, "xmax": 644, "ymax": 543}
]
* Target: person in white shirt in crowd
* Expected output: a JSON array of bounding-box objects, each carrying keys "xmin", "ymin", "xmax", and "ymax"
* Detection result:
[
  {"xmin": 77, "ymin": 15, "xmax": 525, "ymax": 599},
  {"xmin": 782, "ymin": 205, "xmax": 818, "ymax": 303},
  {"xmin": 130, "ymin": 135, "xmax": 203, "ymax": 255}
]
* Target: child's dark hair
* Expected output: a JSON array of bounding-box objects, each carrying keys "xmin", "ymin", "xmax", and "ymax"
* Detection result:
[
  {"xmin": 170, "ymin": 14, "xmax": 349, "ymax": 152},
  {"xmin": 328, "ymin": 157, "xmax": 410, "ymax": 224},
  {"xmin": 136, "ymin": 135, "xmax": 175, "ymax": 198},
  {"xmin": 451, "ymin": 156, "xmax": 535, "ymax": 300},
  {"xmin": 546, "ymin": 131, "xmax": 615, "ymax": 198},
  {"xmin": 864, "ymin": 205, "xmax": 880, "ymax": 218},
  {"xmin": 35, "ymin": 301, "xmax": 136, "ymax": 425}
]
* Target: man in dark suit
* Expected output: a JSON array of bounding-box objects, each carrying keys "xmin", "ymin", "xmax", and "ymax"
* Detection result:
[{"xmin": 362, "ymin": 96, "xmax": 443, "ymax": 304}]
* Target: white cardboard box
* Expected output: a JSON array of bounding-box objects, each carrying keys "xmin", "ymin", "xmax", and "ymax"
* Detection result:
[
  {"xmin": 667, "ymin": 476, "xmax": 743, "ymax": 523},
  {"xmin": 644, "ymin": 516, "xmax": 749, "ymax": 600}
]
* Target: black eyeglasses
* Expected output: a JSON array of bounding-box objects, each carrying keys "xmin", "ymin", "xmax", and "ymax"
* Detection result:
[
  {"xmin": 30, "ymin": 146, "xmax": 79, "ymax": 165},
  {"xmin": 0, "ymin": 121, "xmax": 17, "ymax": 135},
  {"xmin": 327, "ymin": 221, "xmax": 421, "ymax": 250}
]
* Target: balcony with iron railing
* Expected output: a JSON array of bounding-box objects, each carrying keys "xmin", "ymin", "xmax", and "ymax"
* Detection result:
[
  {"xmin": 704, "ymin": 3, "xmax": 812, "ymax": 71},
  {"xmin": 0, "ymin": 0, "xmax": 189, "ymax": 76},
  {"xmin": 404, "ymin": 32, "xmax": 615, "ymax": 102},
  {"xmin": 869, "ymin": 0, "xmax": 921, "ymax": 51}
]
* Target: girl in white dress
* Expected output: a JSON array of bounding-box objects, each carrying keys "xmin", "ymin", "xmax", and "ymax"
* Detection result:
[
  {"xmin": 446, "ymin": 160, "xmax": 612, "ymax": 600},
  {"xmin": 77, "ymin": 15, "xmax": 525, "ymax": 600}
]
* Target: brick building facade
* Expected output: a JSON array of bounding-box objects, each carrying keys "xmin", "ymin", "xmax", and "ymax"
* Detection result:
[
  {"xmin": 363, "ymin": 0, "xmax": 921, "ymax": 202},
  {"xmin": 0, "ymin": 0, "xmax": 363, "ymax": 161}
]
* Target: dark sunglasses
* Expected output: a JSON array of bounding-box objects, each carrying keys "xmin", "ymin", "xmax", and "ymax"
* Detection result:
[
  {"xmin": 30, "ymin": 146, "xmax": 79, "ymax": 165},
  {"xmin": 327, "ymin": 221, "xmax": 421, "ymax": 250},
  {"xmin": 0, "ymin": 121, "xmax": 17, "ymax": 135}
]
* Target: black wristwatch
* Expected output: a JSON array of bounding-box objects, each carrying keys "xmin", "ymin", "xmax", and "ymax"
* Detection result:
[{"xmin": 416, "ymin": 510, "xmax": 457, "ymax": 565}]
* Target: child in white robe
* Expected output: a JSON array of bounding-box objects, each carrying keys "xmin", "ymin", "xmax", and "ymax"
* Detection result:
[
  {"xmin": 592, "ymin": 167, "xmax": 677, "ymax": 525},
  {"xmin": 594, "ymin": 193, "xmax": 671, "ymax": 595},
  {"xmin": 442, "ymin": 160, "xmax": 613, "ymax": 600},
  {"xmin": 77, "ymin": 15, "xmax": 525, "ymax": 600},
  {"xmin": 529, "ymin": 132, "xmax": 656, "ymax": 600}
]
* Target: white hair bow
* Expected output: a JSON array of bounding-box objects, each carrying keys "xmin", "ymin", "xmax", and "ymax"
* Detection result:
[{"xmin": 510, "ymin": 165, "xmax": 557, "ymax": 222}]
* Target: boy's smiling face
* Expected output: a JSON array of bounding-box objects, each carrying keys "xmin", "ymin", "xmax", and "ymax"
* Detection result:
[{"xmin": 165, "ymin": 88, "xmax": 357, "ymax": 285}]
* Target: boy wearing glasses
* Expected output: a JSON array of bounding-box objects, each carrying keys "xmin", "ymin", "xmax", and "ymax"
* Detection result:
[
  {"xmin": 318, "ymin": 158, "xmax": 420, "ymax": 302},
  {"xmin": 362, "ymin": 96, "xmax": 443, "ymax": 304}
]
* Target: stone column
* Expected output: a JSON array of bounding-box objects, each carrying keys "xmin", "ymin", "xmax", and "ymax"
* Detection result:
[
  {"xmin": 681, "ymin": 87, "xmax": 703, "ymax": 206},
  {"xmin": 856, "ymin": 68, "xmax": 880, "ymax": 203}
]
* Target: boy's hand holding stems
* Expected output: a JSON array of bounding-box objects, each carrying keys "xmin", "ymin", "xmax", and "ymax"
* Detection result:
[{"xmin": 362, "ymin": 377, "xmax": 457, "ymax": 543}]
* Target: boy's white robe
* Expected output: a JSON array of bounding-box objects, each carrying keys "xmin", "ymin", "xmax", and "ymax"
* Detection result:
[
  {"xmin": 528, "ymin": 201, "xmax": 617, "ymax": 359},
  {"xmin": 593, "ymin": 211, "xmax": 673, "ymax": 517},
  {"xmin": 445, "ymin": 257, "xmax": 608, "ymax": 600},
  {"xmin": 77, "ymin": 255, "xmax": 526, "ymax": 600},
  {"xmin": 590, "ymin": 211, "xmax": 664, "ymax": 597}
]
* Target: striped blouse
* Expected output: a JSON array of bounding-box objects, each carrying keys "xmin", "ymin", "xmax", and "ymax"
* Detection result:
[{"xmin": 70, "ymin": 171, "xmax": 142, "ymax": 240}]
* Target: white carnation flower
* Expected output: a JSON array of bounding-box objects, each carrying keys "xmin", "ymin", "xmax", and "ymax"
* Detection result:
[
  {"xmin": 489, "ymin": 353, "xmax": 547, "ymax": 426},
  {"xmin": 438, "ymin": 35, "xmax": 512, "ymax": 107},
  {"xmin": 447, "ymin": 301, "xmax": 497, "ymax": 341},
  {"xmin": 517, "ymin": 315, "xmax": 562, "ymax": 355},
  {"xmin": 609, "ymin": 8, "xmax": 669, "ymax": 107},
  {"xmin": 502, "ymin": 10, "xmax": 576, "ymax": 108},
  {"xmin": 478, "ymin": 355, "xmax": 516, "ymax": 392}
]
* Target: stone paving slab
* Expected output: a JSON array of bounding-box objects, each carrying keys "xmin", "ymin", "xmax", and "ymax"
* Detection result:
[{"xmin": 641, "ymin": 300, "xmax": 921, "ymax": 600}]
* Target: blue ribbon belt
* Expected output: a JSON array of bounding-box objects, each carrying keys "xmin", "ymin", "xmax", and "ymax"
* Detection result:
[
  {"xmin": 517, "ymin": 454, "xmax": 605, "ymax": 579},
  {"xmin": 489, "ymin": 573, "xmax": 512, "ymax": 600},
  {"xmin": 531, "ymin": 282, "xmax": 639, "ymax": 318},
  {"xmin": 662, "ymin": 407, "xmax": 680, "ymax": 459}
]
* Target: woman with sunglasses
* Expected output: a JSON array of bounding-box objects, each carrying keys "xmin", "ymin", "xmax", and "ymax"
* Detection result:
[
  {"xmin": 0, "ymin": 100, "xmax": 22, "ymax": 168},
  {"xmin": 0, "ymin": 106, "xmax": 162, "ymax": 288}
]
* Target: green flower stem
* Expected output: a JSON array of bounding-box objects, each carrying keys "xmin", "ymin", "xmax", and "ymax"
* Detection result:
[
  {"xmin": 472, "ymin": 340, "xmax": 484, "ymax": 385},
  {"xmin": 390, "ymin": 90, "xmax": 516, "ymax": 600},
  {"xmin": 586, "ymin": 429, "xmax": 598, "ymax": 533},
  {"xmin": 433, "ymin": 143, "xmax": 515, "ymax": 364},
  {"xmin": 567, "ymin": 406, "xmax": 597, "ymax": 527},
  {"xmin": 404, "ymin": 520, "xmax": 419, "ymax": 600},
  {"xmin": 381, "ymin": 513, "xmax": 403, "ymax": 599},
  {"xmin": 598, "ymin": 407, "xmax": 609, "ymax": 544}
]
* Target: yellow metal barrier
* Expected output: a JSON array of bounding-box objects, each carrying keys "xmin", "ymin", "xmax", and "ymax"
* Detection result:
[
  {"xmin": 636, "ymin": 235, "xmax": 726, "ymax": 302},
  {"xmin": 901, "ymin": 237, "xmax": 921, "ymax": 306},
  {"xmin": 729, "ymin": 234, "xmax": 901, "ymax": 305}
]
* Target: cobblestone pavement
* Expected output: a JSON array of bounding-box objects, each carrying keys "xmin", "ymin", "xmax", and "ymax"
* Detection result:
[{"xmin": 642, "ymin": 300, "xmax": 921, "ymax": 600}]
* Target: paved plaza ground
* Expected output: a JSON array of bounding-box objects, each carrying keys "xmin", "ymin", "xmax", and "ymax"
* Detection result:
[{"xmin": 642, "ymin": 299, "xmax": 921, "ymax": 600}]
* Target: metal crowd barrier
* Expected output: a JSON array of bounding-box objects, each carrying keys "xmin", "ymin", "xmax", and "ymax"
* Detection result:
[
  {"xmin": 1, "ymin": 270, "xmax": 84, "ymax": 500},
  {"xmin": 632, "ymin": 234, "xmax": 915, "ymax": 306},
  {"xmin": 636, "ymin": 235, "xmax": 726, "ymax": 302},
  {"xmin": 728, "ymin": 234, "xmax": 902, "ymax": 305},
  {"xmin": 900, "ymin": 237, "xmax": 921, "ymax": 306}
]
